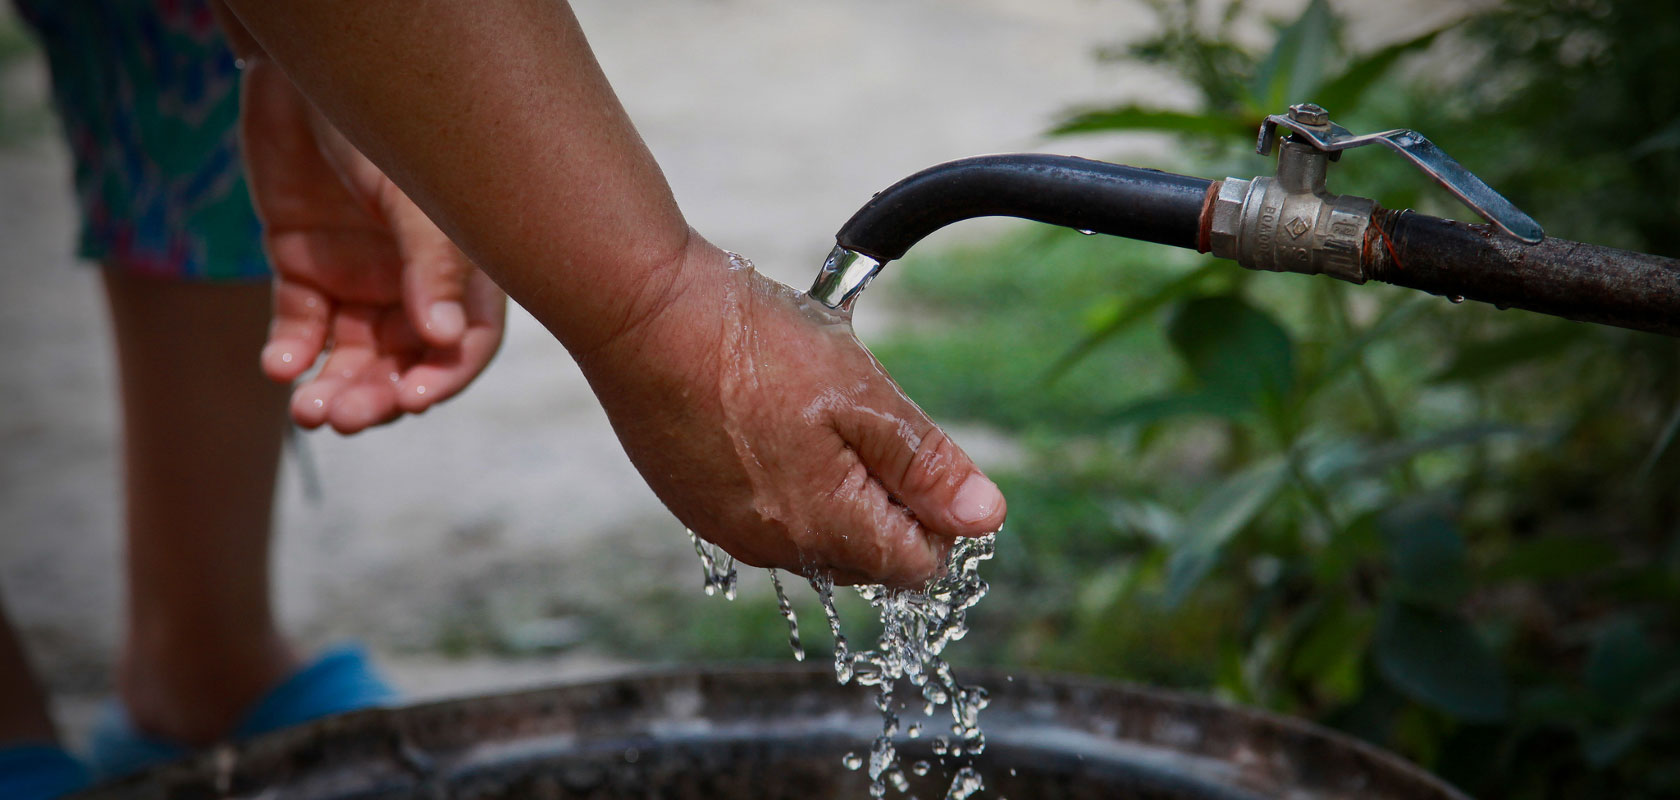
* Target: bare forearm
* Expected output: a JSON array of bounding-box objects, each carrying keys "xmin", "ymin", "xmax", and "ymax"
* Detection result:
[{"xmin": 221, "ymin": 0, "xmax": 691, "ymax": 352}]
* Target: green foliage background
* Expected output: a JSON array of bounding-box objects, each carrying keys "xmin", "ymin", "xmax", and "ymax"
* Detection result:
[{"xmin": 867, "ymin": 1, "xmax": 1678, "ymax": 797}]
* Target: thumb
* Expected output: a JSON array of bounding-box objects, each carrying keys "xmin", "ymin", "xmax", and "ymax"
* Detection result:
[
  {"xmin": 835, "ymin": 392, "xmax": 1007, "ymax": 539},
  {"xmin": 384, "ymin": 187, "xmax": 473, "ymax": 348}
]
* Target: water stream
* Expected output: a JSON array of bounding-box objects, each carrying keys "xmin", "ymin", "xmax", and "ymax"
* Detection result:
[
  {"xmin": 768, "ymin": 568, "xmax": 805, "ymax": 662},
  {"xmin": 807, "ymin": 245, "xmax": 886, "ymax": 311},
  {"xmin": 688, "ymin": 254, "xmax": 998, "ymax": 798},
  {"xmin": 693, "ymin": 532, "xmax": 997, "ymax": 799}
]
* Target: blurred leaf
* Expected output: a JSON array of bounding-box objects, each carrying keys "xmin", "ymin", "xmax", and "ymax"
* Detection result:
[
  {"xmin": 1312, "ymin": 27, "xmax": 1447, "ymax": 114},
  {"xmin": 1337, "ymin": 423, "xmax": 1535, "ymax": 481},
  {"xmin": 1164, "ymin": 457, "xmax": 1290, "ymax": 607},
  {"xmin": 1304, "ymin": 297, "xmax": 1428, "ymax": 397},
  {"xmin": 1636, "ymin": 399, "xmax": 1680, "ymax": 483},
  {"xmin": 1581, "ymin": 722, "xmax": 1647, "ymax": 769},
  {"xmin": 1586, "ymin": 617, "xmax": 1680, "ymax": 711},
  {"xmin": 1375, "ymin": 600, "xmax": 1510, "ymax": 722},
  {"xmin": 1108, "ymin": 497, "xmax": 1183, "ymax": 545},
  {"xmin": 1630, "ymin": 117, "xmax": 1680, "ymax": 159},
  {"xmin": 1250, "ymin": 0, "xmax": 1335, "ymax": 113},
  {"xmin": 1430, "ymin": 324, "xmax": 1585, "ymax": 383},
  {"xmin": 1486, "ymin": 536, "xmax": 1619, "ymax": 582},
  {"xmin": 1314, "ymin": 509, "xmax": 1381, "ymax": 585},
  {"xmin": 1102, "ymin": 389, "xmax": 1250, "ymax": 428},
  {"xmin": 1050, "ymin": 106, "xmax": 1254, "ymax": 138},
  {"xmin": 1380, "ymin": 503, "xmax": 1469, "ymax": 609},
  {"xmin": 1046, "ymin": 262, "xmax": 1222, "ymax": 383},
  {"xmin": 1167, "ymin": 294, "xmax": 1296, "ymax": 408},
  {"xmin": 1290, "ymin": 601, "xmax": 1374, "ymax": 695}
]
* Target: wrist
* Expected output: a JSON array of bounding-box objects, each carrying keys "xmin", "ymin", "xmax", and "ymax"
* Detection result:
[{"xmin": 566, "ymin": 232, "xmax": 731, "ymax": 378}]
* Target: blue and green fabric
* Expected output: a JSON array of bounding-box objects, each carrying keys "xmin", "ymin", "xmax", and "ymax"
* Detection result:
[{"xmin": 14, "ymin": 0, "xmax": 268, "ymax": 281}]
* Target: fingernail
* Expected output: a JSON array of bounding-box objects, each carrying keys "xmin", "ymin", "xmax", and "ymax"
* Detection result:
[
  {"xmin": 261, "ymin": 343, "xmax": 293, "ymax": 367},
  {"xmin": 426, "ymin": 301, "xmax": 465, "ymax": 340},
  {"xmin": 951, "ymin": 473, "xmax": 1003, "ymax": 526}
]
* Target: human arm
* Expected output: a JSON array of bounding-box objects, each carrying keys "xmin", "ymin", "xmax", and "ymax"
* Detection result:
[{"xmin": 218, "ymin": 0, "xmax": 1007, "ymax": 584}]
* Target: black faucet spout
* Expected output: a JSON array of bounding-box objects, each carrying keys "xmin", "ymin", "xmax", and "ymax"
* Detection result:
[{"xmin": 834, "ymin": 154, "xmax": 1214, "ymax": 263}]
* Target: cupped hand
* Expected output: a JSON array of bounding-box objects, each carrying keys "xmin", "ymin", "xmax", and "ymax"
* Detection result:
[
  {"xmin": 239, "ymin": 57, "xmax": 506, "ymax": 434},
  {"xmin": 577, "ymin": 239, "xmax": 1006, "ymax": 587}
]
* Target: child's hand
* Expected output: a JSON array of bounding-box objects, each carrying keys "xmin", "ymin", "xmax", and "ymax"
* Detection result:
[
  {"xmin": 240, "ymin": 58, "xmax": 506, "ymax": 434},
  {"xmin": 577, "ymin": 239, "xmax": 1006, "ymax": 587}
]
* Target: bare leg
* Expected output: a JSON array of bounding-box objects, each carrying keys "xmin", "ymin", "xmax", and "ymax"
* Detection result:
[
  {"xmin": 102, "ymin": 269, "xmax": 299, "ymax": 746},
  {"xmin": 0, "ymin": 602, "xmax": 57, "ymax": 747}
]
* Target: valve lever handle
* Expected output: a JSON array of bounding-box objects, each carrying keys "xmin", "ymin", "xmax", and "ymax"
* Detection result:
[{"xmin": 1260, "ymin": 111, "xmax": 1544, "ymax": 244}]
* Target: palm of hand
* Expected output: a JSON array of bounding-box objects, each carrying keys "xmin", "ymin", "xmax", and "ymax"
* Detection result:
[{"xmin": 242, "ymin": 59, "xmax": 504, "ymax": 433}]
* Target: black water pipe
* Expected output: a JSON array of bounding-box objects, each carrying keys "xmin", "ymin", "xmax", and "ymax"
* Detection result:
[
  {"xmin": 830, "ymin": 153, "xmax": 1680, "ymax": 338},
  {"xmin": 834, "ymin": 154, "xmax": 1213, "ymax": 262},
  {"xmin": 1369, "ymin": 210, "xmax": 1680, "ymax": 337}
]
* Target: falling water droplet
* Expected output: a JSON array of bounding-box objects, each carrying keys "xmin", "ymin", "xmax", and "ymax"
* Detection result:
[
  {"xmin": 686, "ymin": 529, "xmax": 738, "ymax": 600},
  {"xmin": 912, "ymin": 760, "xmax": 931, "ymax": 776},
  {"xmin": 844, "ymin": 752, "xmax": 864, "ymax": 771},
  {"xmin": 945, "ymin": 766, "xmax": 984, "ymax": 800},
  {"xmin": 768, "ymin": 569, "xmax": 805, "ymax": 661}
]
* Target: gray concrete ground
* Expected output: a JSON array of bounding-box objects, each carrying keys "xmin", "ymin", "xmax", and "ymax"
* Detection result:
[{"xmin": 0, "ymin": 0, "xmax": 1463, "ymax": 746}]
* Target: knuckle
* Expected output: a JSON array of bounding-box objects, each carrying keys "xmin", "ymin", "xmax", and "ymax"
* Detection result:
[{"xmin": 901, "ymin": 428, "xmax": 962, "ymax": 497}]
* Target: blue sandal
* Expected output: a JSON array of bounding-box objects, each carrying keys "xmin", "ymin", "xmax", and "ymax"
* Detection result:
[
  {"xmin": 88, "ymin": 644, "xmax": 396, "ymax": 780},
  {"xmin": 0, "ymin": 745, "xmax": 92, "ymax": 800}
]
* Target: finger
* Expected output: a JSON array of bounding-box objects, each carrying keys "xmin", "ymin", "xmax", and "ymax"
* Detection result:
[
  {"xmin": 815, "ymin": 456, "xmax": 951, "ymax": 589},
  {"xmin": 385, "ymin": 191, "xmax": 475, "ymax": 348},
  {"xmin": 395, "ymin": 271, "xmax": 506, "ymax": 412},
  {"xmin": 322, "ymin": 309, "xmax": 418, "ymax": 434},
  {"xmin": 288, "ymin": 308, "xmax": 382, "ymax": 429},
  {"xmin": 834, "ymin": 393, "xmax": 1007, "ymax": 539},
  {"xmin": 262, "ymin": 280, "xmax": 332, "ymax": 383},
  {"xmin": 325, "ymin": 374, "xmax": 404, "ymax": 435}
]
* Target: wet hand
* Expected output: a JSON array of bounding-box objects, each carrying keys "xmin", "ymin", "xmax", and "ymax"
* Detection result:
[
  {"xmin": 577, "ymin": 239, "xmax": 1006, "ymax": 588},
  {"xmin": 240, "ymin": 58, "xmax": 506, "ymax": 434}
]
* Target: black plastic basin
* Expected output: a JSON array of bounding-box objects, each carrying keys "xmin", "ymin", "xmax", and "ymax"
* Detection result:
[{"xmin": 78, "ymin": 665, "xmax": 1469, "ymax": 799}]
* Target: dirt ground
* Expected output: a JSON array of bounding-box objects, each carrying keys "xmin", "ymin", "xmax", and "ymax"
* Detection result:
[
  {"xmin": 0, "ymin": 0, "xmax": 1175, "ymax": 742},
  {"xmin": 0, "ymin": 0, "xmax": 1463, "ymax": 746}
]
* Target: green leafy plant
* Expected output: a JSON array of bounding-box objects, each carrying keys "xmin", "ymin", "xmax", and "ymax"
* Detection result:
[{"xmin": 868, "ymin": 1, "xmax": 1680, "ymax": 797}]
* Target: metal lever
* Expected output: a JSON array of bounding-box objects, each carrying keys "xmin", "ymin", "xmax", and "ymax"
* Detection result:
[{"xmin": 1258, "ymin": 104, "xmax": 1544, "ymax": 243}]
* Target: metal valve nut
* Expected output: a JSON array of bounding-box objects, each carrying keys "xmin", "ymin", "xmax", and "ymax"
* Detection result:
[{"xmin": 1208, "ymin": 178, "xmax": 1251, "ymax": 261}]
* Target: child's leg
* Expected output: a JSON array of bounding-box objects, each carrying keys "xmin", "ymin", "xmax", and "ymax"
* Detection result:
[{"xmin": 101, "ymin": 269, "xmax": 300, "ymax": 746}]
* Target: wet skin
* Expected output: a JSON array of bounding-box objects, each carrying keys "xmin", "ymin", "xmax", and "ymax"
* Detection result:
[
  {"xmin": 221, "ymin": 0, "xmax": 1007, "ymax": 586},
  {"xmin": 578, "ymin": 246, "xmax": 1005, "ymax": 587}
]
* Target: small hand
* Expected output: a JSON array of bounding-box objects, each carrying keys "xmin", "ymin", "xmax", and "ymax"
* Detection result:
[
  {"xmin": 578, "ymin": 239, "xmax": 1006, "ymax": 587},
  {"xmin": 240, "ymin": 57, "xmax": 506, "ymax": 434}
]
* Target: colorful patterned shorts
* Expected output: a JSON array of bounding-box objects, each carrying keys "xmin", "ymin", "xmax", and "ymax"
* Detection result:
[{"xmin": 15, "ymin": 0, "xmax": 268, "ymax": 281}]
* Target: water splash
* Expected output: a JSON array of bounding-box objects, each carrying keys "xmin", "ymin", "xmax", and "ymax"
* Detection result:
[
  {"xmin": 815, "ymin": 533, "xmax": 998, "ymax": 799},
  {"xmin": 946, "ymin": 767, "xmax": 984, "ymax": 800},
  {"xmin": 684, "ymin": 531, "xmax": 998, "ymax": 797},
  {"xmin": 686, "ymin": 529, "xmax": 738, "ymax": 600},
  {"xmin": 768, "ymin": 568, "xmax": 805, "ymax": 662}
]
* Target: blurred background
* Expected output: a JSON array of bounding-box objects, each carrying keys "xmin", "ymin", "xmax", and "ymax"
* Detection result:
[{"xmin": 2, "ymin": 0, "xmax": 1676, "ymax": 797}]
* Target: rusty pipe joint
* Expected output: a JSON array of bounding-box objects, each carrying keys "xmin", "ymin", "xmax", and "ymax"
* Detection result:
[{"xmin": 1209, "ymin": 142, "xmax": 1373, "ymax": 284}]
